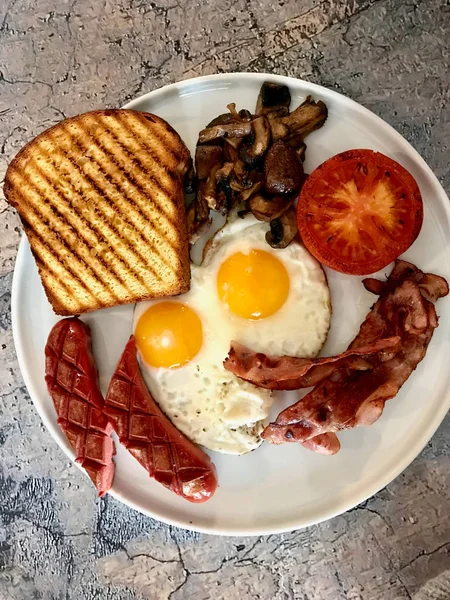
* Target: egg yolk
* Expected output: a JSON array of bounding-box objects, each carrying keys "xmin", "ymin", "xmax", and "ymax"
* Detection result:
[
  {"xmin": 217, "ymin": 249, "xmax": 290, "ymax": 319},
  {"xmin": 134, "ymin": 302, "xmax": 203, "ymax": 369}
]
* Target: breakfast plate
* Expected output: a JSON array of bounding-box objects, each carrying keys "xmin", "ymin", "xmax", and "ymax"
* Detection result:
[{"xmin": 11, "ymin": 73, "xmax": 450, "ymax": 535}]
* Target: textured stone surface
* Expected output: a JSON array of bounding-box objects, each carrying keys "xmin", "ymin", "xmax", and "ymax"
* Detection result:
[{"xmin": 1, "ymin": 0, "xmax": 449, "ymax": 598}]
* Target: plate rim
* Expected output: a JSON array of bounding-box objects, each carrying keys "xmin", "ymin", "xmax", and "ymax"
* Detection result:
[{"xmin": 10, "ymin": 72, "xmax": 450, "ymax": 536}]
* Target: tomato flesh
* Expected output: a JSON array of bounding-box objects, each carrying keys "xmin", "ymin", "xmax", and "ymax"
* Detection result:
[{"xmin": 297, "ymin": 150, "xmax": 423, "ymax": 275}]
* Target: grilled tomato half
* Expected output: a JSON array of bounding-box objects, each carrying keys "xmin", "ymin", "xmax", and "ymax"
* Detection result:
[{"xmin": 296, "ymin": 149, "xmax": 423, "ymax": 275}]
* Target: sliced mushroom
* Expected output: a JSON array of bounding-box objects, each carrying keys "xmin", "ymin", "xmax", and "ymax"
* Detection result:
[
  {"xmin": 283, "ymin": 95, "xmax": 328, "ymax": 140},
  {"xmin": 268, "ymin": 115, "xmax": 289, "ymax": 142},
  {"xmin": 216, "ymin": 162, "xmax": 234, "ymax": 180},
  {"xmin": 266, "ymin": 208, "xmax": 298, "ymax": 249},
  {"xmin": 230, "ymin": 178, "xmax": 245, "ymax": 193},
  {"xmin": 195, "ymin": 144, "xmax": 223, "ymax": 180},
  {"xmin": 239, "ymin": 116, "xmax": 271, "ymax": 166},
  {"xmin": 249, "ymin": 193, "xmax": 294, "ymax": 222},
  {"xmin": 199, "ymin": 120, "xmax": 252, "ymax": 143},
  {"xmin": 207, "ymin": 113, "xmax": 234, "ymax": 128},
  {"xmin": 286, "ymin": 140, "xmax": 307, "ymax": 162},
  {"xmin": 238, "ymin": 109, "xmax": 253, "ymax": 121},
  {"xmin": 264, "ymin": 140, "xmax": 304, "ymax": 195},
  {"xmin": 184, "ymin": 157, "xmax": 196, "ymax": 194},
  {"xmin": 255, "ymin": 82, "xmax": 291, "ymax": 116},
  {"xmin": 229, "ymin": 159, "xmax": 262, "ymax": 191},
  {"xmin": 239, "ymin": 180, "xmax": 263, "ymax": 202},
  {"xmin": 203, "ymin": 164, "xmax": 222, "ymax": 211},
  {"xmin": 223, "ymin": 140, "xmax": 240, "ymax": 163},
  {"xmin": 187, "ymin": 204, "xmax": 212, "ymax": 245},
  {"xmin": 216, "ymin": 163, "xmax": 235, "ymax": 214},
  {"xmin": 223, "ymin": 136, "xmax": 242, "ymax": 150},
  {"xmin": 193, "ymin": 86, "xmax": 327, "ymax": 243},
  {"xmin": 187, "ymin": 181, "xmax": 212, "ymax": 244},
  {"xmin": 227, "ymin": 103, "xmax": 240, "ymax": 119},
  {"xmin": 225, "ymin": 104, "xmax": 252, "ymax": 122},
  {"xmin": 230, "ymin": 159, "xmax": 247, "ymax": 183}
]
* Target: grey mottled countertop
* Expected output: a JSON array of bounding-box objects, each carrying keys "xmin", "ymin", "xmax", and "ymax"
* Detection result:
[{"xmin": 1, "ymin": 0, "xmax": 450, "ymax": 598}]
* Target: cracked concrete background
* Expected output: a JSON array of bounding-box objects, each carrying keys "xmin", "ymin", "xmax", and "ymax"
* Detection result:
[{"xmin": 0, "ymin": 0, "xmax": 449, "ymax": 598}]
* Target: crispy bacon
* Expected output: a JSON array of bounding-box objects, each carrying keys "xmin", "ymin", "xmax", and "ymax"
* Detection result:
[
  {"xmin": 224, "ymin": 337, "xmax": 401, "ymax": 390},
  {"xmin": 262, "ymin": 262, "xmax": 447, "ymax": 447},
  {"xmin": 363, "ymin": 259, "xmax": 449, "ymax": 303},
  {"xmin": 263, "ymin": 303, "xmax": 437, "ymax": 443}
]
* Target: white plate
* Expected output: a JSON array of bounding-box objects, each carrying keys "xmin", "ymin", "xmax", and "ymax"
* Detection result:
[{"xmin": 11, "ymin": 73, "xmax": 450, "ymax": 536}]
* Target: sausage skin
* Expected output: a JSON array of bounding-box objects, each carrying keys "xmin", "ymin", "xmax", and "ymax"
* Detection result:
[
  {"xmin": 104, "ymin": 336, "xmax": 218, "ymax": 503},
  {"xmin": 45, "ymin": 318, "xmax": 115, "ymax": 496}
]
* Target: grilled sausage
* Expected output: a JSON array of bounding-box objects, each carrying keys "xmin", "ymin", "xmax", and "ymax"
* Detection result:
[
  {"xmin": 104, "ymin": 336, "xmax": 218, "ymax": 503},
  {"xmin": 45, "ymin": 318, "xmax": 115, "ymax": 497}
]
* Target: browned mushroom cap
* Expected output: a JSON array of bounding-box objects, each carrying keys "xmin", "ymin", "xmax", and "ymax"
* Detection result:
[
  {"xmin": 199, "ymin": 120, "xmax": 252, "ymax": 143},
  {"xmin": 266, "ymin": 207, "xmax": 298, "ymax": 249},
  {"xmin": 239, "ymin": 180, "xmax": 263, "ymax": 202},
  {"xmin": 239, "ymin": 116, "xmax": 271, "ymax": 166},
  {"xmin": 264, "ymin": 140, "xmax": 304, "ymax": 195},
  {"xmin": 283, "ymin": 95, "xmax": 327, "ymax": 140},
  {"xmin": 238, "ymin": 108, "xmax": 253, "ymax": 121},
  {"xmin": 255, "ymin": 82, "xmax": 291, "ymax": 116},
  {"xmin": 187, "ymin": 181, "xmax": 212, "ymax": 244},
  {"xmin": 207, "ymin": 113, "xmax": 234, "ymax": 128},
  {"xmin": 249, "ymin": 193, "xmax": 294, "ymax": 222},
  {"xmin": 195, "ymin": 145, "xmax": 223, "ymax": 180}
]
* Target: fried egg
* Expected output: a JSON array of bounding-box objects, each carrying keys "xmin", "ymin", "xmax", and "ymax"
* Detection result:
[{"xmin": 133, "ymin": 214, "xmax": 331, "ymax": 455}]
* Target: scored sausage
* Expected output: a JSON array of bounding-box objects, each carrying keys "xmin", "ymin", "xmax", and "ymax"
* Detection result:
[
  {"xmin": 45, "ymin": 318, "xmax": 115, "ymax": 497},
  {"xmin": 104, "ymin": 336, "xmax": 218, "ymax": 503}
]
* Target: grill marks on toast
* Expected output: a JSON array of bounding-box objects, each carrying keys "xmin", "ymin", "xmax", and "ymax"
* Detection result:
[
  {"xmin": 130, "ymin": 112, "xmax": 182, "ymax": 163},
  {"xmin": 24, "ymin": 151, "xmax": 141, "ymax": 297},
  {"xmin": 80, "ymin": 116, "xmax": 181, "ymax": 272},
  {"xmin": 69, "ymin": 118, "xmax": 181, "ymax": 274},
  {"xmin": 48, "ymin": 123, "xmax": 165, "ymax": 286},
  {"xmin": 4, "ymin": 109, "xmax": 191, "ymax": 315},
  {"xmin": 14, "ymin": 185, "xmax": 108, "ymax": 313},
  {"xmin": 18, "ymin": 206, "xmax": 96, "ymax": 312},
  {"xmin": 102, "ymin": 117, "xmax": 179, "ymax": 225},
  {"xmin": 116, "ymin": 112, "xmax": 180, "ymax": 173},
  {"xmin": 28, "ymin": 130, "xmax": 159, "ymax": 294}
]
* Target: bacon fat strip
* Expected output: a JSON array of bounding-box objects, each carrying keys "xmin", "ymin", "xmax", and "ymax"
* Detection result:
[
  {"xmin": 45, "ymin": 318, "xmax": 115, "ymax": 497},
  {"xmin": 224, "ymin": 337, "xmax": 401, "ymax": 390},
  {"xmin": 263, "ymin": 279, "xmax": 440, "ymax": 445},
  {"xmin": 104, "ymin": 336, "xmax": 218, "ymax": 503}
]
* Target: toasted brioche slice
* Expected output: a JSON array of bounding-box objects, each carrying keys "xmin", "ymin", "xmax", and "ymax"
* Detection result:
[{"xmin": 4, "ymin": 110, "xmax": 191, "ymax": 315}]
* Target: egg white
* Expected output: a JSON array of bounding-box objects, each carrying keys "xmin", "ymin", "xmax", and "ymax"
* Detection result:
[{"xmin": 133, "ymin": 214, "xmax": 331, "ymax": 455}]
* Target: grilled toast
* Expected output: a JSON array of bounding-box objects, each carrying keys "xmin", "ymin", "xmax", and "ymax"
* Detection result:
[{"xmin": 4, "ymin": 110, "xmax": 192, "ymax": 315}]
